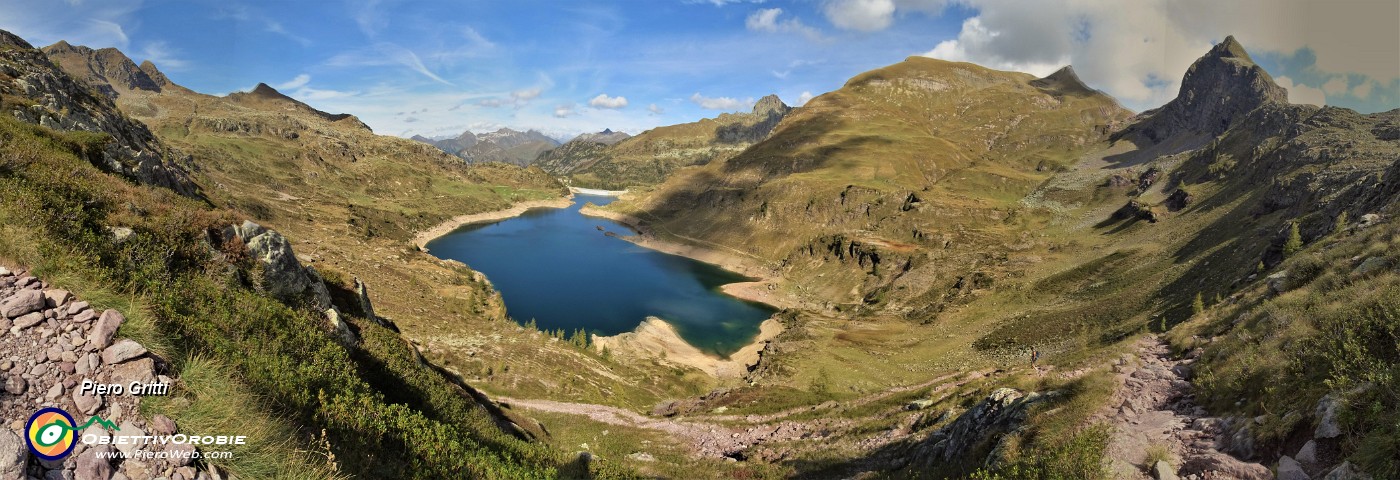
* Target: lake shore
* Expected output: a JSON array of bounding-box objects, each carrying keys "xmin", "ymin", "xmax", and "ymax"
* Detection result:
[
  {"xmin": 414, "ymin": 196, "xmax": 575, "ymax": 251},
  {"xmin": 578, "ymin": 205, "xmax": 811, "ymax": 311},
  {"xmin": 591, "ymin": 317, "xmax": 785, "ymax": 378},
  {"xmin": 568, "ymin": 186, "xmax": 628, "ymax": 196}
]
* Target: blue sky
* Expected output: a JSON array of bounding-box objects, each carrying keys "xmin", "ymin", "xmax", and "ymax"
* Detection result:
[{"xmin": 2, "ymin": 0, "xmax": 1396, "ymax": 140}]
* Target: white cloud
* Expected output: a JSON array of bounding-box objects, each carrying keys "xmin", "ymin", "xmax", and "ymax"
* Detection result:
[
  {"xmin": 274, "ymin": 74, "xmax": 312, "ymax": 90},
  {"xmin": 746, "ymin": 8, "xmax": 822, "ymax": 40},
  {"xmin": 554, "ymin": 104, "xmax": 576, "ymax": 118},
  {"xmin": 690, "ymin": 93, "xmax": 754, "ymax": 111},
  {"xmin": 823, "ymin": 0, "xmax": 895, "ymax": 32},
  {"xmin": 647, "ymin": 103, "xmax": 664, "ymax": 115},
  {"xmin": 588, "ymin": 93, "xmax": 629, "ymax": 109},
  {"xmin": 797, "ymin": 91, "xmax": 815, "ymax": 105},
  {"xmin": 85, "ymin": 19, "xmax": 129, "ymax": 47},
  {"xmin": 1276, "ymin": 76, "xmax": 1325, "ymax": 106},
  {"xmin": 1352, "ymin": 81, "xmax": 1373, "ymax": 99},
  {"xmin": 1321, "ymin": 77, "xmax": 1348, "ymax": 95},
  {"xmin": 512, "ymin": 87, "xmax": 542, "ymax": 101},
  {"xmin": 918, "ymin": 0, "xmax": 1399, "ymax": 111},
  {"xmin": 136, "ymin": 41, "xmax": 189, "ymax": 71}
]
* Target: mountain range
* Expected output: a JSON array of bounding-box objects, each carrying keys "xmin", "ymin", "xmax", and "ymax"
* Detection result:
[{"xmin": 1, "ymin": 25, "xmax": 1396, "ymax": 480}]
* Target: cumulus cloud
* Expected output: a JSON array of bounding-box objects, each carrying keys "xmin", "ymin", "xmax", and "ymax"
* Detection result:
[
  {"xmin": 690, "ymin": 93, "xmax": 753, "ymax": 111},
  {"xmin": 588, "ymin": 93, "xmax": 628, "ymax": 109},
  {"xmin": 554, "ymin": 104, "xmax": 576, "ymax": 118},
  {"xmin": 511, "ymin": 87, "xmax": 543, "ymax": 101},
  {"xmin": 746, "ymin": 8, "xmax": 822, "ymax": 40},
  {"xmin": 274, "ymin": 74, "xmax": 312, "ymax": 90},
  {"xmin": 919, "ymin": 0, "xmax": 1399, "ymax": 111},
  {"xmin": 1276, "ymin": 76, "xmax": 1326, "ymax": 106},
  {"xmin": 1321, "ymin": 77, "xmax": 1348, "ymax": 95},
  {"xmin": 797, "ymin": 91, "xmax": 815, "ymax": 105},
  {"xmin": 648, "ymin": 103, "xmax": 664, "ymax": 115},
  {"xmin": 823, "ymin": 0, "xmax": 896, "ymax": 32}
]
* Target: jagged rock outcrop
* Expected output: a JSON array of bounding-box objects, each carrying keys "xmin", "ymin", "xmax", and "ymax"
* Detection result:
[
  {"xmin": 1120, "ymin": 36, "xmax": 1288, "ymax": 144},
  {"xmin": 0, "ymin": 29, "xmax": 197, "ymax": 196},
  {"xmin": 905, "ymin": 388, "xmax": 1054, "ymax": 469},
  {"xmin": 226, "ymin": 220, "xmax": 332, "ymax": 311}
]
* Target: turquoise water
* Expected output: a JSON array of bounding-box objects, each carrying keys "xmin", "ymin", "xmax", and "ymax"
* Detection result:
[{"xmin": 424, "ymin": 195, "xmax": 775, "ymax": 357}]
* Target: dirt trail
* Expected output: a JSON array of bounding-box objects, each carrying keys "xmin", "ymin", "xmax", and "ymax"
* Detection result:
[{"xmin": 1100, "ymin": 336, "xmax": 1271, "ymax": 480}]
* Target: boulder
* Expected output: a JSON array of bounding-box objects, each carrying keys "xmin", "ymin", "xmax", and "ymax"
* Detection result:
[
  {"xmin": 1295, "ymin": 439, "xmax": 1317, "ymax": 464},
  {"xmin": 44, "ymin": 289, "xmax": 72, "ymax": 307},
  {"xmin": 1358, "ymin": 213, "xmax": 1381, "ymax": 228},
  {"xmin": 1152, "ymin": 460, "xmax": 1178, "ymax": 480},
  {"xmin": 90, "ymin": 309, "xmax": 124, "ymax": 350},
  {"xmin": 150, "ymin": 414, "xmax": 177, "ymax": 436},
  {"xmin": 0, "ymin": 429, "xmax": 25, "ymax": 480},
  {"xmin": 1267, "ymin": 271, "xmax": 1290, "ymax": 295},
  {"xmin": 1277, "ymin": 456, "xmax": 1308, "ymax": 480},
  {"xmin": 101, "ymin": 339, "xmax": 147, "ymax": 365},
  {"xmin": 13, "ymin": 311, "xmax": 45, "ymax": 329},
  {"xmin": 1, "ymin": 288, "xmax": 45, "ymax": 318},
  {"xmin": 1323, "ymin": 461, "xmax": 1374, "ymax": 480},
  {"xmin": 1180, "ymin": 451, "xmax": 1271, "ymax": 479},
  {"xmin": 108, "ymin": 357, "xmax": 156, "ymax": 386},
  {"xmin": 73, "ymin": 387, "xmax": 103, "ymax": 414},
  {"xmin": 1315, "ymin": 394, "xmax": 1342, "ymax": 439},
  {"xmin": 235, "ymin": 222, "xmax": 331, "ymax": 310},
  {"xmin": 626, "ymin": 452, "xmax": 656, "ymax": 462},
  {"xmin": 75, "ymin": 444, "xmax": 115, "ymax": 480}
]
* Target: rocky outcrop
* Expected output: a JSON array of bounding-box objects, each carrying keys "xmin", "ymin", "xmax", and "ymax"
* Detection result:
[
  {"xmin": 0, "ymin": 29, "xmax": 198, "ymax": 196},
  {"xmin": 904, "ymin": 388, "xmax": 1053, "ymax": 469},
  {"xmin": 1121, "ymin": 36, "xmax": 1288, "ymax": 144},
  {"xmin": 226, "ymin": 220, "xmax": 332, "ymax": 311}
]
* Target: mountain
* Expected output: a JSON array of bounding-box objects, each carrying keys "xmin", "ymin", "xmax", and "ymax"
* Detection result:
[
  {"xmin": 412, "ymin": 127, "xmax": 560, "ymax": 166},
  {"xmin": 1, "ymin": 32, "xmax": 197, "ymax": 195},
  {"xmin": 570, "ymin": 128, "xmax": 631, "ymax": 145},
  {"xmin": 534, "ymin": 94, "xmax": 794, "ymax": 189},
  {"xmin": 595, "ymin": 36, "xmax": 1400, "ymax": 478}
]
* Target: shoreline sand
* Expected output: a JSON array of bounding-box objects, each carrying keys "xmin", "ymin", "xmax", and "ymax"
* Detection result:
[
  {"xmin": 591, "ymin": 317, "xmax": 785, "ymax": 378},
  {"xmin": 413, "ymin": 196, "xmax": 575, "ymax": 251},
  {"xmin": 569, "ymin": 186, "xmax": 628, "ymax": 196}
]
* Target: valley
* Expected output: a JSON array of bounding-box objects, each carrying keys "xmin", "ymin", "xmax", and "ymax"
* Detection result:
[{"xmin": 0, "ymin": 5, "xmax": 1396, "ymax": 478}]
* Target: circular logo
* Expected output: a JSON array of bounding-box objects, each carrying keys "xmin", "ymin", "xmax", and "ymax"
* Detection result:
[{"xmin": 25, "ymin": 408, "xmax": 77, "ymax": 460}]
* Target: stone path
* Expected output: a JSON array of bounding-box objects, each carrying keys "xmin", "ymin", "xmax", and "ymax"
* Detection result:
[
  {"xmin": 0, "ymin": 265, "xmax": 232, "ymax": 480},
  {"xmin": 1100, "ymin": 336, "xmax": 1272, "ymax": 480}
]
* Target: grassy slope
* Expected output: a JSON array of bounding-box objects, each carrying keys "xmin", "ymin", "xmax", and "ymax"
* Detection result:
[{"xmin": 0, "ymin": 117, "xmax": 588, "ymax": 479}]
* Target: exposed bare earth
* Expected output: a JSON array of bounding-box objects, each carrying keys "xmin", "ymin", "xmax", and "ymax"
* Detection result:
[
  {"xmin": 590, "ymin": 317, "xmax": 783, "ymax": 378},
  {"xmin": 413, "ymin": 196, "xmax": 575, "ymax": 250}
]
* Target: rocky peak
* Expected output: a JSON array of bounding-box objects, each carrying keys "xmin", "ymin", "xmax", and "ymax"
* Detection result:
[
  {"xmin": 1031, "ymin": 66, "xmax": 1098, "ymax": 97},
  {"xmin": 1123, "ymin": 35, "xmax": 1288, "ymax": 143},
  {"xmin": 1, "ymin": 31, "xmax": 36, "ymax": 49},
  {"xmin": 752, "ymin": 94, "xmax": 791, "ymax": 117},
  {"xmin": 41, "ymin": 41, "xmax": 163, "ymax": 97}
]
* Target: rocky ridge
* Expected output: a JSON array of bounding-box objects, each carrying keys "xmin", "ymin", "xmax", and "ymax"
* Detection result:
[
  {"xmin": 0, "ymin": 266, "xmax": 233, "ymax": 480},
  {"xmin": 0, "ymin": 30, "xmax": 197, "ymax": 196}
]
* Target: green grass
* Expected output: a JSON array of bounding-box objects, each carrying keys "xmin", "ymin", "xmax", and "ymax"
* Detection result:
[{"xmin": 0, "ymin": 116, "xmax": 603, "ymax": 479}]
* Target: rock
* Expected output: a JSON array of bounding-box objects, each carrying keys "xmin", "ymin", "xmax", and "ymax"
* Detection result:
[
  {"xmin": 1, "ymin": 288, "xmax": 45, "ymax": 318},
  {"xmin": 75, "ymin": 444, "xmax": 114, "ymax": 480},
  {"xmin": 626, "ymin": 452, "xmax": 656, "ymax": 462},
  {"xmin": 1267, "ymin": 271, "xmax": 1290, "ymax": 295},
  {"xmin": 13, "ymin": 311, "xmax": 45, "ymax": 329},
  {"xmin": 1353, "ymin": 257, "xmax": 1389, "ymax": 276},
  {"xmin": 108, "ymin": 357, "xmax": 155, "ymax": 386},
  {"xmin": 1315, "ymin": 394, "xmax": 1343, "ymax": 439},
  {"xmin": 1358, "ymin": 213, "xmax": 1381, "ymax": 228},
  {"xmin": 150, "ymin": 414, "xmax": 177, "ymax": 436},
  {"xmin": 90, "ymin": 310, "xmax": 124, "ymax": 350},
  {"xmin": 3, "ymin": 376, "xmax": 25, "ymax": 395},
  {"xmin": 1165, "ymin": 189, "xmax": 1194, "ymax": 211},
  {"xmin": 907, "ymin": 388, "xmax": 1053, "ymax": 468},
  {"xmin": 1152, "ymin": 460, "xmax": 1178, "ymax": 480},
  {"xmin": 68, "ymin": 301, "xmax": 90, "ymax": 315},
  {"xmin": 1295, "ymin": 439, "xmax": 1317, "ymax": 464},
  {"xmin": 1123, "ymin": 36, "xmax": 1286, "ymax": 143},
  {"xmin": 113, "ymin": 422, "xmax": 145, "ymax": 455},
  {"xmin": 0, "ymin": 266, "xmax": 9, "ymax": 276},
  {"xmin": 108, "ymin": 227, "xmax": 134, "ymax": 243},
  {"xmin": 44, "ymin": 289, "xmax": 72, "ymax": 307},
  {"xmin": 235, "ymin": 223, "xmax": 331, "ymax": 310},
  {"xmin": 166, "ymin": 442, "xmax": 196, "ymax": 467},
  {"xmin": 907, "ymin": 399, "xmax": 935, "ymax": 410},
  {"xmin": 73, "ymin": 387, "xmax": 103, "ymax": 414},
  {"xmin": 1224, "ymin": 422, "xmax": 1255, "ymax": 459},
  {"xmin": 1276, "ymin": 456, "xmax": 1308, "ymax": 480},
  {"xmin": 45, "ymin": 469, "xmax": 75, "ymax": 480},
  {"xmin": 354, "ymin": 277, "xmax": 378, "ymax": 322},
  {"xmin": 0, "ymin": 430, "xmax": 25, "ymax": 480},
  {"xmin": 1180, "ymin": 451, "xmax": 1271, "ymax": 480},
  {"xmin": 101, "ymin": 339, "xmax": 147, "ymax": 365},
  {"xmin": 325, "ymin": 308, "xmax": 356, "ymax": 345},
  {"xmin": 1323, "ymin": 461, "xmax": 1374, "ymax": 480}
]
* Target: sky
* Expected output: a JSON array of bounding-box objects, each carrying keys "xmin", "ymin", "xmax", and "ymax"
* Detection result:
[{"xmin": 1, "ymin": 0, "xmax": 1396, "ymax": 141}]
